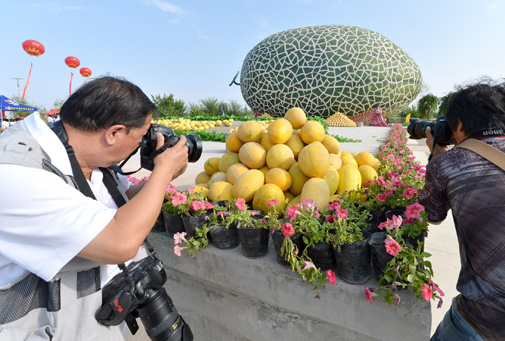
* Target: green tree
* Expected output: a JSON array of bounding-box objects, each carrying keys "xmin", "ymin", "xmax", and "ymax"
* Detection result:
[
  {"xmin": 151, "ymin": 94, "xmax": 187, "ymax": 117},
  {"xmin": 53, "ymin": 98, "xmax": 66, "ymax": 110},
  {"xmin": 417, "ymin": 94, "xmax": 439, "ymax": 120},
  {"xmin": 437, "ymin": 92, "xmax": 454, "ymax": 117}
]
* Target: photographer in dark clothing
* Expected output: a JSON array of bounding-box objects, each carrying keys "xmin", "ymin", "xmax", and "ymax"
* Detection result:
[{"xmin": 420, "ymin": 79, "xmax": 505, "ymax": 340}]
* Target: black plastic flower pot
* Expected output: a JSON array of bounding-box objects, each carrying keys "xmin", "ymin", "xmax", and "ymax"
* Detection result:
[
  {"xmin": 384, "ymin": 207, "xmax": 406, "ymax": 220},
  {"xmin": 333, "ymin": 231, "xmax": 372, "ymax": 284},
  {"xmin": 271, "ymin": 231, "xmax": 305, "ymax": 266},
  {"xmin": 368, "ymin": 231, "xmax": 394, "ymax": 280},
  {"xmin": 162, "ymin": 210, "xmax": 185, "ymax": 238},
  {"xmin": 306, "ymin": 241, "xmax": 337, "ymax": 271},
  {"xmin": 209, "ymin": 224, "xmax": 240, "ymax": 250},
  {"xmin": 151, "ymin": 211, "xmax": 166, "ymax": 233},
  {"xmin": 181, "ymin": 213, "xmax": 208, "ymax": 239},
  {"xmin": 237, "ymin": 226, "xmax": 269, "ymax": 259}
]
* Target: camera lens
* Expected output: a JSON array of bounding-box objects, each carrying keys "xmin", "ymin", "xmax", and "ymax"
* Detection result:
[
  {"xmin": 184, "ymin": 134, "xmax": 203, "ymax": 163},
  {"xmin": 136, "ymin": 288, "xmax": 193, "ymax": 341},
  {"xmin": 407, "ymin": 119, "xmax": 436, "ymax": 139}
]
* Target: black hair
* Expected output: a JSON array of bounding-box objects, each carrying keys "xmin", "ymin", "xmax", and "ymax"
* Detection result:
[
  {"xmin": 59, "ymin": 76, "xmax": 157, "ymax": 132},
  {"xmin": 446, "ymin": 78, "xmax": 505, "ymax": 135}
]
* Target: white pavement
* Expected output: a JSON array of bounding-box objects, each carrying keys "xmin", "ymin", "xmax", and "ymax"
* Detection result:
[{"xmin": 123, "ymin": 126, "xmax": 459, "ymax": 337}]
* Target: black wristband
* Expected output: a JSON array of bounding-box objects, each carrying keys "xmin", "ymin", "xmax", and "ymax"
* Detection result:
[{"xmin": 428, "ymin": 153, "xmax": 433, "ymax": 162}]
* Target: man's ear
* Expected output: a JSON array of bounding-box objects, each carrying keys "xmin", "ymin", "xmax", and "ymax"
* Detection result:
[{"xmin": 104, "ymin": 124, "xmax": 127, "ymax": 146}]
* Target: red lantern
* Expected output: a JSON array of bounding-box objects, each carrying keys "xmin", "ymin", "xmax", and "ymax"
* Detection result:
[
  {"xmin": 21, "ymin": 40, "xmax": 45, "ymax": 100},
  {"xmin": 22, "ymin": 40, "xmax": 45, "ymax": 57},
  {"xmin": 80, "ymin": 67, "xmax": 92, "ymax": 78},
  {"xmin": 65, "ymin": 56, "xmax": 80, "ymax": 69}
]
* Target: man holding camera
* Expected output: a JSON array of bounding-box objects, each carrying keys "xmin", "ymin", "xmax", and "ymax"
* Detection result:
[
  {"xmin": 419, "ymin": 79, "xmax": 505, "ymax": 340},
  {"xmin": 0, "ymin": 76, "xmax": 189, "ymax": 339}
]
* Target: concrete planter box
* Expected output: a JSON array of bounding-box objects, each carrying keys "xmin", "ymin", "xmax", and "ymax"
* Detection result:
[{"xmin": 149, "ymin": 232, "xmax": 431, "ymax": 340}]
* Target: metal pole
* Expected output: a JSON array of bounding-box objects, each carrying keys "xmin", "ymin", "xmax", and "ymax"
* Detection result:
[{"xmin": 11, "ymin": 78, "xmax": 23, "ymax": 98}]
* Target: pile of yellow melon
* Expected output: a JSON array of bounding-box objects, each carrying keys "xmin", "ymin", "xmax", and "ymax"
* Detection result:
[
  {"xmin": 152, "ymin": 118, "xmax": 235, "ymax": 132},
  {"xmin": 325, "ymin": 112, "xmax": 357, "ymax": 127},
  {"xmin": 193, "ymin": 107, "xmax": 380, "ymax": 214}
]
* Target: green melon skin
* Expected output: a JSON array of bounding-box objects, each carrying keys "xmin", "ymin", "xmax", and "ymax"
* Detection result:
[{"xmin": 239, "ymin": 25, "xmax": 423, "ymax": 119}]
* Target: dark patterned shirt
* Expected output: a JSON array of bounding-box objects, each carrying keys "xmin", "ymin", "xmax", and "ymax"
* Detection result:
[{"xmin": 419, "ymin": 138, "xmax": 505, "ymax": 340}]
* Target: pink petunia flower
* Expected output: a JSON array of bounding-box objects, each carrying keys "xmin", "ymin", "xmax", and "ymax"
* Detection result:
[
  {"xmin": 326, "ymin": 270, "xmax": 336, "ymax": 285},
  {"xmin": 302, "ymin": 261, "xmax": 316, "ymax": 272},
  {"xmin": 405, "ymin": 203, "xmax": 424, "ymax": 220},
  {"xmin": 336, "ymin": 207, "xmax": 349, "ymax": 220},
  {"xmin": 235, "ymin": 198, "xmax": 247, "ymax": 211},
  {"xmin": 365, "ymin": 286, "xmax": 374, "ymax": 304},
  {"xmin": 385, "ymin": 235, "xmax": 402, "ymax": 256},
  {"xmin": 376, "ymin": 194, "xmax": 386, "ymax": 202},
  {"xmin": 173, "ymin": 232, "xmax": 187, "ymax": 245},
  {"xmin": 327, "ymin": 201, "xmax": 341, "ymax": 211},
  {"xmin": 190, "ymin": 200, "xmax": 206, "ymax": 211},
  {"xmin": 384, "ymin": 189, "xmax": 393, "ymax": 197},
  {"xmin": 403, "ymin": 187, "xmax": 417, "ymax": 199},
  {"xmin": 281, "ymin": 223, "xmax": 295, "ymax": 239},
  {"xmin": 421, "ymin": 283, "xmax": 433, "ymax": 302},
  {"xmin": 325, "ymin": 214, "xmax": 336, "ymax": 223},
  {"xmin": 170, "ymin": 192, "xmax": 187, "ymax": 206},
  {"xmin": 287, "ymin": 205, "xmax": 299, "ymax": 221},
  {"xmin": 428, "ymin": 279, "xmax": 445, "ymax": 297},
  {"xmin": 393, "ymin": 294, "xmax": 401, "ymax": 307},
  {"xmin": 174, "ymin": 245, "xmax": 182, "ymax": 257},
  {"xmin": 390, "ymin": 215, "xmax": 403, "ymax": 229},
  {"xmin": 378, "ymin": 221, "xmax": 388, "ymax": 230},
  {"xmin": 205, "ymin": 202, "xmax": 214, "ymax": 210},
  {"xmin": 166, "ymin": 184, "xmax": 178, "ymax": 194},
  {"xmin": 267, "ymin": 199, "xmax": 279, "ymax": 206}
]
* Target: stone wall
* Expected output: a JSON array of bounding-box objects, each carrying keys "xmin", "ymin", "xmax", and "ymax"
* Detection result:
[{"xmin": 149, "ymin": 232, "xmax": 431, "ymax": 340}]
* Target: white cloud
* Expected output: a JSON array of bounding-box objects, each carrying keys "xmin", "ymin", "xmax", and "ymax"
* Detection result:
[
  {"xmin": 143, "ymin": 0, "xmax": 186, "ymax": 16},
  {"xmin": 197, "ymin": 34, "xmax": 210, "ymax": 40},
  {"xmin": 486, "ymin": 2, "xmax": 497, "ymax": 15}
]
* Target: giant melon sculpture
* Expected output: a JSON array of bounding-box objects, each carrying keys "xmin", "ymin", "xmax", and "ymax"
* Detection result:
[{"xmin": 234, "ymin": 25, "xmax": 422, "ymax": 118}]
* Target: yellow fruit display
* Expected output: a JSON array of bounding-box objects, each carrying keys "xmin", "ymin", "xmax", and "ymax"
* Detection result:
[
  {"xmin": 298, "ymin": 141, "xmax": 330, "ymax": 178},
  {"xmin": 325, "ymin": 112, "xmax": 357, "ymax": 127},
  {"xmin": 195, "ymin": 171, "xmax": 211, "ymax": 185},
  {"xmin": 226, "ymin": 163, "xmax": 249, "ymax": 185},
  {"xmin": 300, "ymin": 120, "xmax": 325, "ymax": 144},
  {"xmin": 284, "ymin": 133, "xmax": 305, "ymax": 159},
  {"xmin": 329, "ymin": 194, "xmax": 339, "ymax": 203},
  {"xmin": 354, "ymin": 151, "xmax": 376, "ymax": 167},
  {"xmin": 208, "ymin": 181, "xmax": 234, "ymax": 202},
  {"xmin": 284, "ymin": 107, "xmax": 307, "ymax": 129},
  {"xmin": 328, "ymin": 153, "xmax": 343, "ymax": 170},
  {"xmin": 288, "ymin": 162, "xmax": 310, "ymax": 196},
  {"xmin": 266, "ymin": 144, "xmax": 295, "ymax": 170},
  {"xmin": 238, "ymin": 142, "xmax": 267, "ymax": 169},
  {"xmin": 259, "ymin": 165, "xmax": 270, "ymax": 176},
  {"xmin": 237, "ymin": 120, "xmax": 263, "ymax": 142},
  {"xmin": 209, "ymin": 171, "xmax": 227, "ymax": 186},
  {"xmin": 232, "ymin": 169, "xmax": 265, "ymax": 202},
  {"xmin": 252, "ymin": 184, "xmax": 285, "ymax": 215},
  {"xmin": 288, "ymin": 195, "xmax": 301, "ymax": 207},
  {"xmin": 301, "ymin": 177, "xmax": 330, "ymax": 210},
  {"xmin": 337, "ymin": 165, "xmax": 362, "ymax": 196},
  {"xmin": 322, "ymin": 166, "xmax": 340, "ymax": 195},
  {"xmin": 192, "ymin": 185, "xmax": 209, "ymax": 198},
  {"xmin": 358, "ymin": 165, "xmax": 378, "ymax": 187},
  {"xmin": 340, "ymin": 154, "xmax": 358, "ymax": 168},
  {"xmin": 218, "ymin": 151, "xmax": 241, "ymax": 173},
  {"xmin": 284, "ymin": 191, "xmax": 295, "ymax": 204},
  {"xmin": 340, "ymin": 151, "xmax": 353, "ymax": 159},
  {"xmin": 268, "ymin": 118, "xmax": 293, "ymax": 144},
  {"xmin": 259, "ymin": 133, "xmax": 275, "ymax": 152},
  {"xmin": 204, "ymin": 157, "xmax": 220, "ymax": 176},
  {"xmin": 321, "ymin": 135, "xmax": 342, "ymax": 154},
  {"xmin": 265, "ymin": 168, "xmax": 292, "ymax": 191},
  {"xmin": 372, "ymin": 158, "xmax": 381, "ymax": 171},
  {"xmin": 226, "ymin": 132, "xmax": 244, "ymax": 152}
]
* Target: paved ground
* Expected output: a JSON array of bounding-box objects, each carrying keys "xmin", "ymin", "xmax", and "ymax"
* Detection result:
[{"xmin": 123, "ymin": 125, "xmax": 459, "ymax": 339}]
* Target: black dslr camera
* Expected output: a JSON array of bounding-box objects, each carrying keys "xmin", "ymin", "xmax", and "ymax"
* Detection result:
[
  {"xmin": 407, "ymin": 116, "xmax": 455, "ymax": 146},
  {"xmin": 96, "ymin": 254, "xmax": 193, "ymax": 340},
  {"xmin": 140, "ymin": 124, "xmax": 203, "ymax": 171}
]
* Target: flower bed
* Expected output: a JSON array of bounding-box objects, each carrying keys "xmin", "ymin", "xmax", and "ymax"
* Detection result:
[{"xmin": 130, "ymin": 124, "xmax": 443, "ymax": 308}]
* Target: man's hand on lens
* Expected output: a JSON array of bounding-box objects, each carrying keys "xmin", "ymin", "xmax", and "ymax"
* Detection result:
[
  {"xmin": 425, "ymin": 126, "xmax": 448, "ymax": 158},
  {"xmin": 153, "ymin": 132, "xmax": 189, "ymax": 180}
]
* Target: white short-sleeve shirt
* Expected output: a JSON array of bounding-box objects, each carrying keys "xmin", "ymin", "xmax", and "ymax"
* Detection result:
[{"xmin": 0, "ymin": 113, "xmax": 131, "ymax": 287}]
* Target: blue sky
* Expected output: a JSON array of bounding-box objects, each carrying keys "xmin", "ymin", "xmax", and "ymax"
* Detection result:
[{"xmin": 1, "ymin": 0, "xmax": 504, "ymax": 112}]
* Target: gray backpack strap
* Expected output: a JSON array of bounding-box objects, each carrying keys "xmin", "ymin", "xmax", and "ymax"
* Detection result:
[{"xmin": 455, "ymin": 139, "xmax": 505, "ymax": 172}]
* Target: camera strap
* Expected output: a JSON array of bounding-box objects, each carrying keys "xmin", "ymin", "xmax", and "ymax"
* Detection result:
[{"xmin": 455, "ymin": 138, "xmax": 505, "ymax": 172}]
